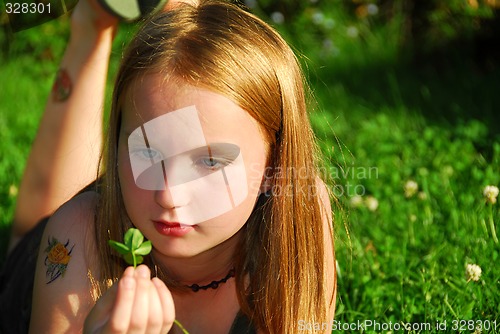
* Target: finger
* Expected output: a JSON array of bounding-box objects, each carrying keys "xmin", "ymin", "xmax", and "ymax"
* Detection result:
[
  {"xmin": 84, "ymin": 283, "xmax": 118, "ymax": 332},
  {"xmin": 145, "ymin": 279, "xmax": 164, "ymax": 332},
  {"xmin": 128, "ymin": 265, "xmax": 152, "ymax": 333},
  {"xmin": 105, "ymin": 266, "xmax": 137, "ymax": 333},
  {"xmin": 152, "ymin": 277, "xmax": 176, "ymax": 333}
]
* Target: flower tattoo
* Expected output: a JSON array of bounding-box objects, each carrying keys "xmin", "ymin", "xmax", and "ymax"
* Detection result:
[
  {"xmin": 44, "ymin": 236, "xmax": 74, "ymax": 284},
  {"xmin": 51, "ymin": 68, "xmax": 72, "ymax": 102}
]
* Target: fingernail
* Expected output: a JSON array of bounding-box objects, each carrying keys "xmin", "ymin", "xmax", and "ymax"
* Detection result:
[{"xmin": 137, "ymin": 265, "xmax": 150, "ymax": 278}]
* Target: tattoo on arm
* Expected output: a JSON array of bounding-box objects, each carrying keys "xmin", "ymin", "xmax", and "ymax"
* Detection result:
[
  {"xmin": 44, "ymin": 236, "xmax": 74, "ymax": 284},
  {"xmin": 51, "ymin": 68, "xmax": 72, "ymax": 102}
]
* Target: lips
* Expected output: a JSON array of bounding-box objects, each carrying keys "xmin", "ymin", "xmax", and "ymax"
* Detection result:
[
  {"xmin": 153, "ymin": 220, "xmax": 194, "ymax": 237},
  {"xmin": 161, "ymin": 222, "xmax": 182, "ymax": 228}
]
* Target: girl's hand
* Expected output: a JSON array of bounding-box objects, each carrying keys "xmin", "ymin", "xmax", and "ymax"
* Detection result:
[
  {"xmin": 70, "ymin": 0, "xmax": 118, "ymax": 43},
  {"xmin": 84, "ymin": 265, "xmax": 175, "ymax": 334}
]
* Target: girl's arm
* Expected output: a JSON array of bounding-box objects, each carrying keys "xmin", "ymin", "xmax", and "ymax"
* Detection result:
[
  {"xmin": 10, "ymin": 0, "xmax": 117, "ymax": 251},
  {"xmin": 30, "ymin": 192, "xmax": 100, "ymax": 333},
  {"xmin": 29, "ymin": 192, "xmax": 175, "ymax": 333}
]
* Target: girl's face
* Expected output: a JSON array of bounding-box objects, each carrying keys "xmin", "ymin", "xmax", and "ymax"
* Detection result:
[{"xmin": 117, "ymin": 74, "xmax": 269, "ymax": 258}]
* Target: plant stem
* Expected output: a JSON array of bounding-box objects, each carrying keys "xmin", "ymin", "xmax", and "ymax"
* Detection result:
[
  {"xmin": 480, "ymin": 218, "xmax": 488, "ymax": 235},
  {"xmin": 174, "ymin": 319, "xmax": 190, "ymax": 334},
  {"xmin": 443, "ymin": 295, "xmax": 459, "ymax": 319},
  {"xmin": 489, "ymin": 205, "xmax": 498, "ymax": 244}
]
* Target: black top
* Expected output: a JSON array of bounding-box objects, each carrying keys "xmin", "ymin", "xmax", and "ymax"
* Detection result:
[
  {"xmin": 0, "ymin": 217, "xmax": 257, "ymax": 334},
  {"xmin": 0, "ymin": 217, "xmax": 49, "ymax": 334},
  {"xmin": 229, "ymin": 311, "xmax": 257, "ymax": 334}
]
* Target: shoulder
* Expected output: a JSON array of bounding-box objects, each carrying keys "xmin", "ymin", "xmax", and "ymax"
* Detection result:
[
  {"xmin": 316, "ymin": 177, "xmax": 333, "ymax": 224},
  {"xmin": 50, "ymin": 190, "xmax": 99, "ymax": 224},
  {"xmin": 315, "ymin": 177, "xmax": 337, "ymax": 322},
  {"xmin": 38, "ymin": 191, "xmax": 99, "ymax": 263},
  {"xmin": 30, "ymin": 191, "xmax": 99, "ymax": 333}
]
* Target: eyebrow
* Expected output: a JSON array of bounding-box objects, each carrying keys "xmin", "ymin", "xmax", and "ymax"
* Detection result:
[
  {"xmin": 165, "ymin": 143, "xmax": 241, "ymax": 161},
  {"xmin": 203, "ymin": 143, "xmax": 240, "ymax": 158}
]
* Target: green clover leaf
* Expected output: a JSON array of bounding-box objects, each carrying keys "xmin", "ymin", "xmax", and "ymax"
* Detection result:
[
  {"xmin": 108, "ymin": 228, "xmax": 151, "ymax": 268},
  {"xmin": 108, "ymin": 240, "xmax": 129, "ymax": 255}
]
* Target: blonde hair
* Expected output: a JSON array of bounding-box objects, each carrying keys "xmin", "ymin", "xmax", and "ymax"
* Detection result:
[{"xmin": 94, "ymin": 1, "xmax": 334, "ymax": 332}]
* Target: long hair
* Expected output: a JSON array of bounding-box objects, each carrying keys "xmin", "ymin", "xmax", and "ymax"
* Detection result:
[{"xmin": 93, "ymin": 1, "xmax": 334, "ymax": 332}]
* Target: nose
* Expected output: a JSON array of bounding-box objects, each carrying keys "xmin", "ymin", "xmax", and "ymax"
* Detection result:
[
  {"xmin": 154, "ymin": 172, "xmax": 177, "ymax": 209},
  {"xmin": 154, "ymin": 182, "xmax": 176, "ymax": 209},
  {"xmin": 154, "ymin": 176, "xmax": 190, "ymax": 209}
]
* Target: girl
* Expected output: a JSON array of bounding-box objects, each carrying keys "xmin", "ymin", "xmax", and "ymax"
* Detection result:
[{"xmin": 29, "ymin": 1, "xmax": 336, "ymax": 333}]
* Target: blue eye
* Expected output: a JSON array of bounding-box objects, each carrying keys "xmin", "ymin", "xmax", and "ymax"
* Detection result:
[
  {"xmin": 196, "ymin": 157, "xmax": 228, "ymax": 170},
  {"xmin": 131, "ymin": 148, "xmax": 162, "ymax": 161}
]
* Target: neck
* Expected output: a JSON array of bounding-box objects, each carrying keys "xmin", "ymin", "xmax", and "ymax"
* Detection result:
[{"xmin": 152, "ymin": 229, "xmax": 242, "ymax": 287}]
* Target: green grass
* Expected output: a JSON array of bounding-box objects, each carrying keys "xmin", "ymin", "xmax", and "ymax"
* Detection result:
[
  {"xmin": 314, "ymin": 106, "xmax": 500, "ymax": 331},
  {"xmin": 1, "ymin": 4, "xmax": 500, "ymax": 333},
  {"xmin": 303, "ymin": 16, "xmax": 500, "ymax": 334}
]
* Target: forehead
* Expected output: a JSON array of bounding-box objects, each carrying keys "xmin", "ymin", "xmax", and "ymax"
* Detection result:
[{"xmin": 121, "ymin": 74, "xmax": 261, "ymax": 142}]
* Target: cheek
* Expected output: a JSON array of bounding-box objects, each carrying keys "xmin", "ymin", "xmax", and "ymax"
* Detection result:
[
  {"xmin": 204, "ymin": 186, "xmax": 259, "ymax": 231},
  {"xmin": 118, "ymin": 150, "xmax": 146, "ymax": 215},
  {"xmin": 246, "ymin": 162, "xmax": 266, "ymax": 195},
  {"xmin": 244, "ymin": 146, "xmax": 269, "ymax": 196},
  {"xmin": 117, "ymin": 150, "xmax": 132, "ymax": 194},
  {"xmin": 212, "ymin": 149, "xmax": 266, "ymax": 226}
]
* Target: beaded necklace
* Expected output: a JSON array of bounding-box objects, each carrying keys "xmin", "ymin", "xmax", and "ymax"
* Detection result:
[{"xmin": 187, "ymin": 268, "xmax": 235, "ymax": 292}]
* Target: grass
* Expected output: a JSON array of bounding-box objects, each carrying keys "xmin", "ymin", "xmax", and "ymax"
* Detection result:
[
  {"xmin": 302, "ymin": 8, "xmax": 500, "ymax": 333},
  {"xmin": 1, "ymin": 3, "xmax": 500, "ymax": 333}
]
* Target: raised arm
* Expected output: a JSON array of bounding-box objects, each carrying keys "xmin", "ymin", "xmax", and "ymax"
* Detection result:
[{"xmin": 9, "ymin": 0, "xmax": 117, "ymax": 251}]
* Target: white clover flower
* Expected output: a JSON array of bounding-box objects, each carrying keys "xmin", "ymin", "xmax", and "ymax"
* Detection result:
[
  {"xmin": 9, "ymin": 184, "xmax": 18, "ymax": 197},
  {"xmin": 483, "ymin": 185, "xmax": 499, "ymax": 204},
  {"xmin": 404, "ymin": 180, "xmax": 419, "ymax": 198},
  {"xmin": 442, "ymin": 165, "xmax": 454, "ymax": 177},
  {"xmin": 366, "ymin": 4, "xmax": 379, "ymax": 15},
  {"xmin": 322, "ymin": 39, "xmax": 339, "ymax": 57},
  {"xmin": 312, "ymin": 11, "xmax": 324, "ymax": 25},
  {"xmin": 349, "ymin": 195, "xmax": 363, "ymax": 208},
  {"xmin": 365, "ymin": 196, "xmax": 379, "ymax": 212},
  {"xmin": 466, "ymin": 263, "xmax": 482, "ymax": 282},
  {"xmin": 322, "ymin": 38, "xmax": 333, "ymax": 50},
  {"xmin": 346, "ymin": 26, "xmax": 359, "ymax": 38},
  {"xmin": 324, "ymin": 18, "xmax": 335, "ymax": 30},
  {"xmin": 417, "ymin": 192, "xmax": 428, "ymax": 201},
  {"xmin": 270, "ymin": 11, "xmax": 285, "ymax": 24}
]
